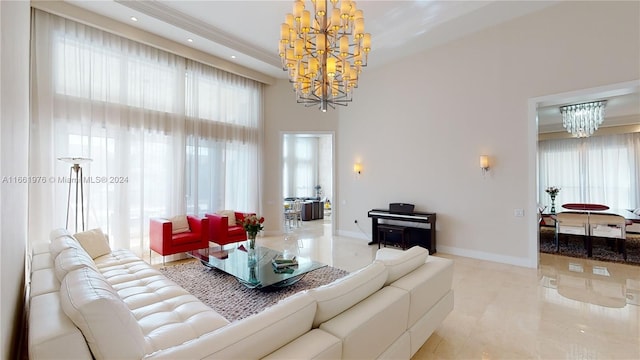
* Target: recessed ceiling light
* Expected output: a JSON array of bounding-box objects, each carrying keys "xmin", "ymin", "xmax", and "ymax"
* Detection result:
[
  {"xmin": 231, "ymin": 55, "xmax": 236, "ymax": 59},
  {"xmin": 130, "ymin": 16, "xmax": 138, "ymax": 22},
  {"xmin": 187, "ymin": 38, "xmax": 193, "ymax": 43}
]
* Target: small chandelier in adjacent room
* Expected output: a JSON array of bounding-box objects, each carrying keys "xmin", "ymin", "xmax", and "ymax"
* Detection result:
[
  {"xmin": 559, "ymin": 100, "xmax": 607, "ymax": 138},
  {"xmin": 279, "ymin": 0, "xmax": 371, "ymax": 112}
]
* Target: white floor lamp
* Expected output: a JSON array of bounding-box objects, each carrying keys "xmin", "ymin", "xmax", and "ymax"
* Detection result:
[{"xmin": 58, "ymin": 157, "xmax": 92, "ymax": 232}]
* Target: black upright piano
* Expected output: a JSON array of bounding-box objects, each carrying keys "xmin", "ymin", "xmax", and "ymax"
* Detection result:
[{"xmin": 368, "ymin": 203, "xmax": 437, "ymax": 254}]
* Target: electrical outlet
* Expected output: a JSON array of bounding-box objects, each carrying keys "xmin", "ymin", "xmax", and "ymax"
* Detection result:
[{"xmin": 514, "ymin": 209, "xmax": 525, "ymax": 217}]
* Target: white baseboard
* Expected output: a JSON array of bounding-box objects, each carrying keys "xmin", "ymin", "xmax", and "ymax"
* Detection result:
[{"xmin": 437, "ymin": 245, "xmax": 536, "ymax": 268}]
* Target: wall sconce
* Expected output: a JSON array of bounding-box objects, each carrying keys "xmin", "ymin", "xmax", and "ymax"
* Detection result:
[
  {"xmin": 353, "ymin": 162, "xmax": 362, "ymax": 175},
  {"xmin": 480, "ymin": 155, "xmax": 490, "ymax": 176}
]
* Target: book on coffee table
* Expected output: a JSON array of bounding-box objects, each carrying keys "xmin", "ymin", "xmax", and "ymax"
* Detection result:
[
  {"xmin": 272, "ymin": 254, "xmax": 297, "ymax": 264},
  {"xmin": 272, "ymin": 259, "xmax": 298, "ymax": 269}
]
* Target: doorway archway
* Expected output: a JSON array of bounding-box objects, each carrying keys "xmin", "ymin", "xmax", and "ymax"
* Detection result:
[
  {"xmin": 280, "ymin": 131, "xmax": 335, "ymax": 235},
  {"xmin": 528, "ymin": 80, "xmax": 640, "ymax": 268}
]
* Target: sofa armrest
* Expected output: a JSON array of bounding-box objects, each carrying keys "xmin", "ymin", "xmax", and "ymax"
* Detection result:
[
  {"xmin": 206, "ymin": 213, "xmax": 228, "ymax": 244},
  {"xmin": 319, "ymin": 286, "xmax": 409, "ymax": 360},
  {"xmin": 187, "ymin": 215, "xmax": 205, "ymax": 234},
  {"xmin": 187, "ymin": 216, "xmax": 209, "ymax": 244},
  {"xmin": 149, "ymin": 218, "xmax": 172, "ymax": 253}
]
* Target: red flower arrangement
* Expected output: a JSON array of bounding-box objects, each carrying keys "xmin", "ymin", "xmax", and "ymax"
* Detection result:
[{"xmin": 242, "ymin": 214, "xmax": 265, "ymax": 237}]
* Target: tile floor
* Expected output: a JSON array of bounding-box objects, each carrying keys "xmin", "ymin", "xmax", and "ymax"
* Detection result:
[{"xmin": 257, "ymin": 218, "xmax": 640, "ymax": 360}]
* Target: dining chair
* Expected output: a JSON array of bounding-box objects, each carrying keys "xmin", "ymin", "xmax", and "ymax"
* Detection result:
[
  {"xmin": 588, "ymin": 214, "xmax": 627, "ymax": 260},
  {"xmin": 555, "ymin": 212, "xmax": 589, "ymax": 254},
  {"xmin": 292, "ymin": 200, "xmax": 303, "ymax": 227}
]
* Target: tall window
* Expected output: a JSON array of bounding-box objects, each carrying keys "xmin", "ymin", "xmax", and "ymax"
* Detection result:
[
  {"xmin": 29, "ymin": 9, "xmax": 263, "ymax": 254},
  {"xmin": 538, "ymin": 133, "xmax": 640, "ymax": 210}
]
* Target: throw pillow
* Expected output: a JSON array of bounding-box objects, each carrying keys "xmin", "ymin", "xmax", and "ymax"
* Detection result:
[
  {"xmin": 217, "ymin": 210, "xmax": 237, "ymax": 227},
  {"xmin": 73, "ymin": 228, "xmax": 111, "ymax": 259},
  {"xmin": 634, "ymin": 208, "xmax": 640, "ymax": 216},
  {"xmin": 170, "ymin": 215, "xmax": 190, "ymax": 234}
]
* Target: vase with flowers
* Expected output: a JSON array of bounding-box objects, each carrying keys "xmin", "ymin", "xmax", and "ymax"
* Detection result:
[
  {"xmin": 241, "ymin": 214, "xmax": 265, "ymax": 251},
  {"xmin": 545, "ymin": 186, "xmax": 561, "ymax": 214}
]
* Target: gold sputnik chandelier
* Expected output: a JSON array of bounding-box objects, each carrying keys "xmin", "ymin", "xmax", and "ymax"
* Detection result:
[{"xmin": 279, "ymin": 0, "xmax": 371, "ymax": 112}]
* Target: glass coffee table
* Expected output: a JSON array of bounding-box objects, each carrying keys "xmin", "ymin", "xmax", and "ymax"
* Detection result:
[{"xmin": 188, "ymin": 244, "xmax": 326, "ymax": 289}]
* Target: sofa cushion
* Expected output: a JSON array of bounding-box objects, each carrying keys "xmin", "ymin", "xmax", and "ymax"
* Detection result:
[
  {"xmin": 319, "ymin": 286, "xmax": 410, "ymax": 359},
  {"xmin": 54, "ymin": 246, "xmax": 98, "ymax": 282},
  {"xmin": 375, "ymin": 246, "xmax": 429, "ymax": 285},
  {"xmin": 30, "ymin": 268, "xmax": 60, "ymax": 297},
  {"xmin": 171, "ymin": 232, "xmax": 201, "ymax": 245},
  {"xmin": 60, "ymin": 267, "xmax": 146, "ymax": 360},
  {"xmin": 217, "ymin": 209, "xmax": 237, "ymax": 227},
  {"xmin": 29, "ymin": 292, "xmax": 93, "ymax": 360},
  {"xmin": 49, "ymin": 234, "xmax": 84, "ymax": 259},
  {"xmin": 144, "ymin": 291, "xmax": 317, "ymax": 359},
  {"xmin": 31, "ymin": 241, "xmax": 52, "ymax": 256},
  {"xmin": 94, "ymin": 249, "xmax": 146, "ymax": 270},
  {"xmin": 94, "ymin": 259, "xmax": 230, "ymax": 354},
  {"xmin": 390, "ymin": 255, "xmax": 454, "ymax": 328},
  {"xmin": 308, "ymin": 261, "xmax": 388, "ymax": 328},
  {"xmin": 169, "ymin": 215, "xmax": 190, "ymax": 234},
  {"xmin": 31, "ymin": 252, "xmax": 53, "ymax": 273},
  {"xmin": 74, "ymin": 228, "xmax": 111, "ymax": 259}
]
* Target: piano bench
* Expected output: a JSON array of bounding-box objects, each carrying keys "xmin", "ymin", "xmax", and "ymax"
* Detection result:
[{"xmin": 378, "ymin": 224, "xmax": 409, "ymax": 250}]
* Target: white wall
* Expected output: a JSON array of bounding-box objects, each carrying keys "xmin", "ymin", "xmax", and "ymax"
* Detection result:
[
  {"xmin": 0, "ymin": 0, "xmax": 30, "ymax": 357},
  {"xmin": 335, "ymin": 1, "xmax": 639, "ymax": 267}
]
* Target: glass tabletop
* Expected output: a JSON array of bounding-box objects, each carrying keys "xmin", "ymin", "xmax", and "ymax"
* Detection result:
[{"xmin": 187, "ymin": 244, "xmax": 326, "ymax": 289}]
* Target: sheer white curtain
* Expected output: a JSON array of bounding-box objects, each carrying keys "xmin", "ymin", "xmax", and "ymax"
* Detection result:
[
  {"xmin": 184, "ymin": 60, "xmax": 261, "ymax": 213},
  {"xmin": 538, "ymin": 133, "xmax": 640, "ymax": 210},
  {"xmin": 283, "ymin": 135, "xmax": 319, "ymax": 198},
  {"xmin": 29, "ymin": 9, "xmax": 263, "ymax": 254}
]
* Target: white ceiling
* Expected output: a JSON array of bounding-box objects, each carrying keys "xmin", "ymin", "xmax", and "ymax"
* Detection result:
[
  {"xmin": 64, "ymin": 0, "xmax": 639, "ymax": 130},
  {"xmin": 66, "ymin": 0, "xmax": 558, "ymax": 79}
]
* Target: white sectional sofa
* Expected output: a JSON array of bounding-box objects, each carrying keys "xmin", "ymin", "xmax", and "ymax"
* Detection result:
[{"xmin": 28, "ymin": 228, "xmax": 454, "ymax": 359}]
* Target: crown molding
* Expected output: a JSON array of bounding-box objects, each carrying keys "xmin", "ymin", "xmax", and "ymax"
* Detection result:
[
  {"xmin": 115, "ymin": 0, "xmax": 281, "ymax": 69},
  {"xmin": 31, "ymin": 1, "xmax": 275, "ymax": 84}
]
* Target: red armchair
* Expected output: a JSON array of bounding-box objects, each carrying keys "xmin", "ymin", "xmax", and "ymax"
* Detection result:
[
  {"xmin": 206, "ymin": 211, "xmax": 255, "ymax": 246},
  {"xmin": 149, "ymin": 215, "xmax": 209, "ymax": 265}
]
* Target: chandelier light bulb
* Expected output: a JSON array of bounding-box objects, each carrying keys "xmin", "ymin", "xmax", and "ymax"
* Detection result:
[{"xmin": 280, "ymin": 0, "xmax": 371, "ymax": 111}]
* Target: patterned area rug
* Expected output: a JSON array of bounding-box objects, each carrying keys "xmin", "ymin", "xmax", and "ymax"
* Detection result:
[
  {"xmin": 160, "ymin": 260, "xmax": 349, "ymax": 322},
  {"xmin": 540, "ymin": 227, "xmax": 640, "ymax": 265}
]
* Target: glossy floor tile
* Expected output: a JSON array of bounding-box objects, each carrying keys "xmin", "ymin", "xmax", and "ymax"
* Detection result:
[{"xmin": 259, "ymin": 218, "xmax": 640, "ymax": 360}]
